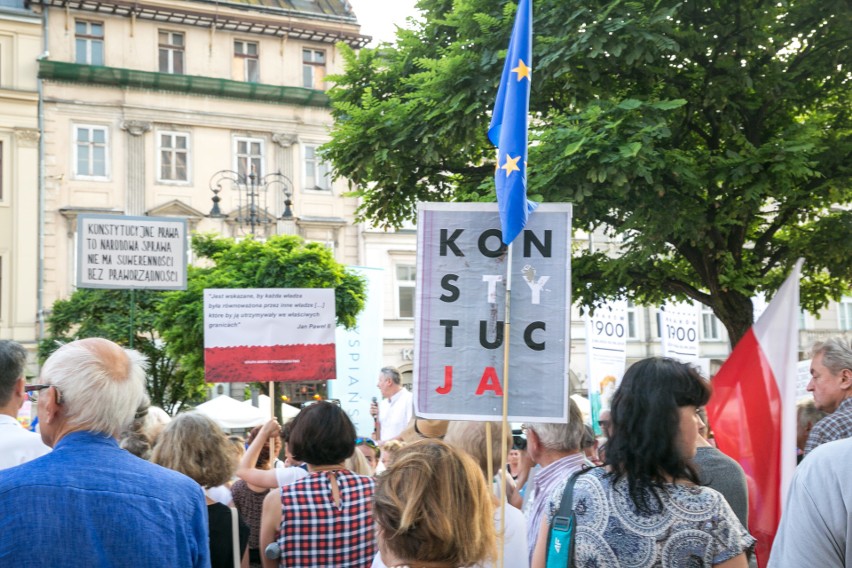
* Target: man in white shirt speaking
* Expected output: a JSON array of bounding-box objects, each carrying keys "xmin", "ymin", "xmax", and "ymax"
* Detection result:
[
  {"xmin": 0, "ymin": 340, "xmax": 50, "ymax": 470},
  {"xmin": 370, "ymin": 366, "xmax": 413, "ymax": 444}
]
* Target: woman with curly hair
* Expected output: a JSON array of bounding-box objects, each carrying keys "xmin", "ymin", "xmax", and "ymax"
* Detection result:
[
  {"xmin": 532, "ymin": 357, "xmax": 754, "ymax": 568},
  {"xmin": 152, "ymin": 412, "xmax": 250, "ymax": 568}
]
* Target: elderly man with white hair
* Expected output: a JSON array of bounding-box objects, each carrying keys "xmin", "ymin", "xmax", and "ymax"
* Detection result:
[
  {"xmin": 804, "ymin": 337, "xmax": 852, "ymax": 455},
  {"xmin": 0, "ymin": 338, "xmax": 209, "ymax": 567}
]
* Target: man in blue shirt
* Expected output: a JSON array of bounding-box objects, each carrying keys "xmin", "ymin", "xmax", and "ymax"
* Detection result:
[{"xmin": 0, "ymin": 338, "xmax": 210, "ymax": 568}]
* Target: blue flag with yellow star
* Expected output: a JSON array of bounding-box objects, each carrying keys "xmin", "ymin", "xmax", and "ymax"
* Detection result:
[{"xmin": 487, "ymin": 0, "xmax": 537, "ymax": 246}]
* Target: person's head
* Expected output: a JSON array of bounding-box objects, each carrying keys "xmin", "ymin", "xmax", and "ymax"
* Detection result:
[
  {"xmin": 606, "ymin": 357, "xmax": 711, "ymax": 511},
  {"xmin": 373, "ymin": 440, "xmax": 496, "ymax": 568},
  {"xmin": 0, "ymin": 340, "xmax": 28, "ymax": 413},
  {"xmin": 355, "ymin": 437, "xmax": 380, "ymax": 471},
  {"xmin": 151, "ymin": 412, "xmax": 235, "ymax": 489},
  {"xmin": 807, "ymin": 338, "xmax": 852, "ymax": 413},
  {"xmin": 597, "ymin": 409, "xmax": 613, "ymax": 438},
  {"xmin": 377, "ymin": 366, "xmax": 402, "ymax": 398},
  {"xmin": 524, "ymin": 398, "xmax": 584, "ymax": 466},
  {"xmin": 37, "ymin": 338, "xmax": 147, "ymax": 446},
  {"xmin": 345, "ymin": 443, "xmax": 374, "ymax": 475},
  {"xmin": 399, "ymin": 417, "xmax": 449, "ymax": 443},
  {"xmin": 246, "ymin": 423, "xmax": 281, "ymax": 469},
  {"xmin": 288, "ymin": 401, "xmax": 356, "ymax": 466},
  {"xmin": 580, "ymin": 424, "xmax": 599, "ymax": 461},
  {"xmin": 444, "ymin": 420, "xmax": 512, "ymax": 481},
  {"xmin": 381, "ymin": 439, "xmax": 405, "ymax": 468},
  {"xmin": 796, "ymin": 398, "xmax": 827, "ymax": 451}
]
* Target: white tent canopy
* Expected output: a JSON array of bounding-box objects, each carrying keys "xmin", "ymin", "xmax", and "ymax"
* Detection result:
[
  {"xmin": 195, "ymin": 395, "xmax": 265, "ymax": 430},
  {"xmin": 241, "ymin": 394, "xmax": 301, "ymax": 422}
]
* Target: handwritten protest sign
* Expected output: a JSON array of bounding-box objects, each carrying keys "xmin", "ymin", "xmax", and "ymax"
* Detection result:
[
  {"xmin": 76, "ymin": 214, "xmax": 187, "ymax": 290},
  {"xmin": 414, "ymin": 203, "xmax": 572, "ymax": 422},
  {"xmin": 204, "ymin": 288, "xmax": 336, "ymax": 383}
]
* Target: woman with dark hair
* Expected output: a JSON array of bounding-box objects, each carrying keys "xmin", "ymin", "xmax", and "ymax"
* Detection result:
[
  {"xmin": 532, "ymin": 357, "xmax": 754, "ymax": 568},
  {"xmin": 258, "ymin": 401, "xmax": 375, "ymax": 567}
]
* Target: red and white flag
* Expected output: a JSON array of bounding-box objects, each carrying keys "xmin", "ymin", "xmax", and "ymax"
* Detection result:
[{"xmin": 705, "ymin": 259, "xmax": 802, "ymax": 568}]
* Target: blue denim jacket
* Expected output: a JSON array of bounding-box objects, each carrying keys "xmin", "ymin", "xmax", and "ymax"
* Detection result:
[{"xmin": 0, "ymin": 431, "xmax": 210, "ymax": 568}]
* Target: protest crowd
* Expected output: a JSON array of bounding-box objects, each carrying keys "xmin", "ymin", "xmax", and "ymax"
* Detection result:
[{"xmin": 0, "ymin": 335, "xmax": 849, "ymax": 567}]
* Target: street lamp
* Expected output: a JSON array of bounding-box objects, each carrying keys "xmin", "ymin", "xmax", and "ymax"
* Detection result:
[{"xmin": 208, "ymin": 170, "xmax": 294, "ymax": 236}]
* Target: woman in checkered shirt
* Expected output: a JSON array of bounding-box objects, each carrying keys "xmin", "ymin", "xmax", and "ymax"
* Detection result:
[{"xmin": 259, "ymin": 401, "xmax": 375, "ymax": 567}]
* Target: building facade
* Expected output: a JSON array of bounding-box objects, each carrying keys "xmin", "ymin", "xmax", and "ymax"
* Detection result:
[{"xmin": 0, "ymin": 0, "xmax": 40, "ymax": 348}]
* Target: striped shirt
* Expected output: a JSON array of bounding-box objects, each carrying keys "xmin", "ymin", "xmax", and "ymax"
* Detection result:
[
  {"xmin": 523, "ymin": 452, "xmax": 586, "ymax": 562},
  {"xmin": 804, "ymin": 397, "xmax": 852, "ymax": 455},
  {"xmin": 278, "ymin": 469, "xmax": 375, "ymax": 567}
]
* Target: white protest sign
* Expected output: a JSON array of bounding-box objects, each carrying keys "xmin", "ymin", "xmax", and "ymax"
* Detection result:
[
  {"xmin": 660, "ymin": 302, "xmax": 701, "ymax": 363},
  {"xmin": 204, "ymin": 288, "xmax": 336, "ymax": 383},
  {"xmin": 414, "ymin": 203, "xmax": 572, "ymax": 422},
  {"xmin": 76, "ymin": 214, "xmax": 187, "ymax": 290},
  {"xmin": 795, "ymin": 359, "xmax": 812, "ymax": 400},
  {"xmin": 585, "ymin": 300, "xmax": 628, "ymax": 433},
  {"xmin": 329, "ymin": 267, "xmax": 384, "ymax": 437}
]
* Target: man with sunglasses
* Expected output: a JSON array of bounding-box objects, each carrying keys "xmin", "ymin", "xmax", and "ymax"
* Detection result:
[
  {"xmin": 0, "ymin": 340, "xmax": 50, "ymax": 470},
  {"xmin": 0, "ymin": 338, "xmax": 210, "ymax": 568}
]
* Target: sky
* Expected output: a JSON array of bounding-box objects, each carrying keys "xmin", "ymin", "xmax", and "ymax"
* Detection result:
[{"xmin": 347, "ymin": 0, "xmax": 421, "ymax": 46}]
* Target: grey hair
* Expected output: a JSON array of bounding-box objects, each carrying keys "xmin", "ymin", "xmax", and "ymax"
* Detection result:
[
  {"xmin": 0, "ymin": 340, "xmax": 28, "ymax": 406},
  {"xmin": 796, "ymin": 398, "xmax": 827, "ymax": 430},
  {"xmin": 527, "ymin": 398, "xmax": 584, "ymax": 452},
  {"xmin": 381, "ymin": 366, "xmax": 402, "ymax": 385},
  {"xmin": 41, "ymin": 338, "xmax": 147, "ymax": 438},
  {"xmin": 811, "ymin": 337, "xmax": 852, "ymax": 375}
]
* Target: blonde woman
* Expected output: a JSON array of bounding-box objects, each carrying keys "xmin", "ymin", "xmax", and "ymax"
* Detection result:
[
  {"xmin": 152, "ymin": 412, "xmax": 250, "ymax": 568},
  {"xmin": 373, "ymin": 440, "xmax": 496, "ymax": 568}
]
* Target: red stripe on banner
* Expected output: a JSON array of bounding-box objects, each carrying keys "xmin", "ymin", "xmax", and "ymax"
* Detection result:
[{"xmin": 706, "ymin": 328, "xmax": 781, "ymax": 568}]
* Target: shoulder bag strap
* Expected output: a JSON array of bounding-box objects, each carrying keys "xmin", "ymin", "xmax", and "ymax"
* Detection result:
[
  {"xmin": 545, "ymin": 468, "xmax": 591, "ymax": 568},
  {"xmin": 230, "ymin": 506, "xmax": 241, "ymax": 568}
]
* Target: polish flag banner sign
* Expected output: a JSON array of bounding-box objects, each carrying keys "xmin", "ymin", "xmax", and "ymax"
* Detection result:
[{"xmin": 705, "ymin": 259, "xmax": 803, "ymax": 568}]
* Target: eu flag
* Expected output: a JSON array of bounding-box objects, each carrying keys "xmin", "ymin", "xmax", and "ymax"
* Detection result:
[{"xmin": 487, "ymin": 0, "xmax": 537, "ymax": 246}]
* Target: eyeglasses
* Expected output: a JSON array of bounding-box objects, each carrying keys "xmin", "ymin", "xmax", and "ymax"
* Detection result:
[
  {"xmin": 598, "ymin": 420, "xmax": 611, "ymax": 427},
  {"xmin": 355, "ymin": 437, "xmax": 378, "ymax": 451},
  {"xmin": 25, "ymin": 384, "xmax": 52, "ymax": 403}
]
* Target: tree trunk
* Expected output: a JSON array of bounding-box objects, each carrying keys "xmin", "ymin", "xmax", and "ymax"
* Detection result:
[{"xmin": 713, "ymin": 290, "xmax": 755, "ymax": 348}]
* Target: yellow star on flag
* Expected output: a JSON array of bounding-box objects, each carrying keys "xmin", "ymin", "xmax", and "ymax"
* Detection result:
[
  {"xmin": 512, "ymin": 59, "xmax": 531, "ymax": 81},
  {"xmin": 501, "ymin": 154, "xmax": 521, "ymax": 176}
]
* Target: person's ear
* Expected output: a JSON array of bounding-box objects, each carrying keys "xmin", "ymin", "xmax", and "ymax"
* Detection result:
[
  {"xmin": 41, "ymin": 386, "xmax": 62, "ymax": 423},
  {"xmin": 839, "ymin": 368, "xmax": 852, "ymax": 389},
  {"xmin": 15, "ymin": 376, "xmax": 26, "ymax": 398}
]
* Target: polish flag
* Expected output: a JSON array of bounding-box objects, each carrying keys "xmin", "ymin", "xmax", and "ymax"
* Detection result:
[{"xmin": 705, "ymin": 259, "xmax": 802, "ymax": 568}]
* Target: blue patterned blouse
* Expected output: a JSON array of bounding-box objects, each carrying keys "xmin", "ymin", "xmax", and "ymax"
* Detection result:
[{"xmin": 552, "ymin": 467, "xmax": 755, "ymax": 567}]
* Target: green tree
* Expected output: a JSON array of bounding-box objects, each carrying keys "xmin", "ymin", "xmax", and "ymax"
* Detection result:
[
  {"xmin": 38, "ymin": 288, "xmax": 202, "ymax": 414},
  {"xmin": 155, "ymin": 233, "xmax": 366, "ymax": 387},
  {"xmin": 325, "ymin": 0, "xmax": 851, "ymax": 345}
]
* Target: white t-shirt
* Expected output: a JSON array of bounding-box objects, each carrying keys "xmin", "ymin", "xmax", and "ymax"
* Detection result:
[
  {"xmin": 0, "ymin": 415, "xmax": 51, "ymax": 470},
  {"xmin": 378, "ymin": 388, "xmax": 413, "ymax": 443},
  {"xmin": 769, "ymin": 437, "xmax": 852, "ymax": 568},
  {"xmin": 274, "ymin": 465, "xmax": 309, "ymax": 487}
]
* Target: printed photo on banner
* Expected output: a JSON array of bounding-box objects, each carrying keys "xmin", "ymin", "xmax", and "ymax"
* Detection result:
[
  {"xmin": 204, "ymin": 288, "xmax": 336, "ymax": 383},
  {"xmin": 414, "ymin": 203, "xmax": 572, "ymax": 422},
  {"xmin": 585, "ymin": 299, "xmax": 628, "ymax": 433}
]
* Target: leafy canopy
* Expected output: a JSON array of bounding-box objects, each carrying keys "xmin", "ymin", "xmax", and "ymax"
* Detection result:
[
  {"xmin": 38, "ymin": 288, "xmax": 200, "ymax": 414},
  {"xmin": 156, "ymin": 234, "xmax": 366, "ymax": 386},
  {"xmin": 326, "ymin": 0, "xmax": 852, "ymax": 344}
]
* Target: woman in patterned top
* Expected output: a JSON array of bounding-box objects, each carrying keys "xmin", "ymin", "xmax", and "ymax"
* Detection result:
[
  {"xmin": 532, "ymin": 357, "xmax": 755, "ymax": 568},
  {"xmin": 258, "ymin": 401, "xmax": 375, "ymax": 567}
]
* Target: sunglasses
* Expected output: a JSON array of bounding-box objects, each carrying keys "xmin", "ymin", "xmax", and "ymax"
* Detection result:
[{"xmin": 355, "ymin": 437, "xmax": 378, "ymax": 450}]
